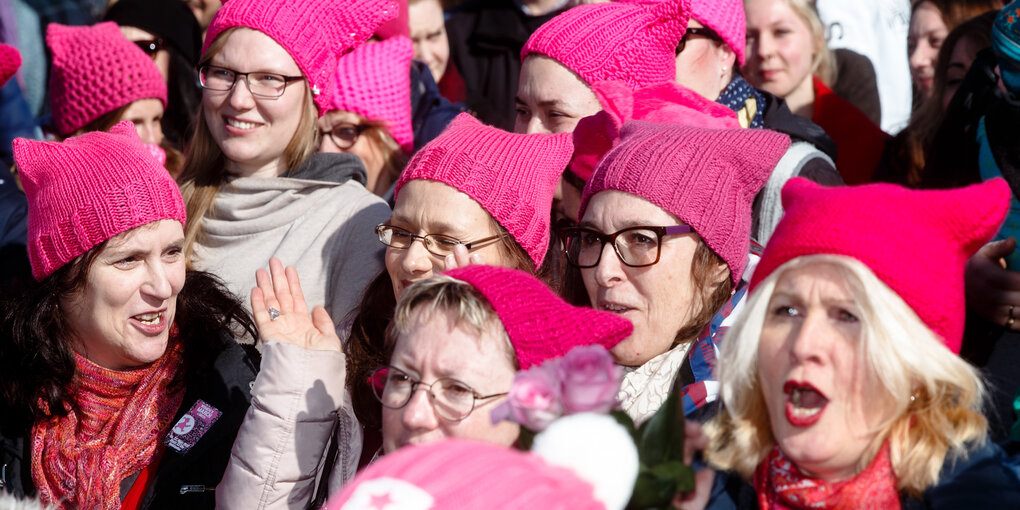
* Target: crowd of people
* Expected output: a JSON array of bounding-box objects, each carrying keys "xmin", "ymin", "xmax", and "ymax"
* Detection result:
[{"xmin": 1, "ymin": 0, "xmax": 1020, "ymax": 508}]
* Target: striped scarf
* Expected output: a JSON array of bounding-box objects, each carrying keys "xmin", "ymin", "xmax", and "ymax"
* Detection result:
[{"xmin": 31, "ymin": 343, "xmax": 184, "ymax": 509}]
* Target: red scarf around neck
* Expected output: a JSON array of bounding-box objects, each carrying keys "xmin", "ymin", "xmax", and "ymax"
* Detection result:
[
  {"xmin": 753, "ymin": 441, "xmax": 901, "ymax": 510},
  {"xmin": 31, "ymin": 343, "xmax": 185, "ymax": 510}
]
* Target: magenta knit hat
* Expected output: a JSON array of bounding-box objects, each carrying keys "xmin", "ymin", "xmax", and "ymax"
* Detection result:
[
  {"xmin": 580, "ymin": 120, "xmax": 790, "ymax": 284},
  {"xmin": 750, "ymin": 178, "xmax": 1010, "ymax": 353},
  {"xmin": 690, "ymin": 0, "xmax": 746, "ymax": 65},
  {"xmin": 0, "ymin": 43, "xmax": 20, "ymax": 88},
  {"xmin": 204, "ymin": 0, "xmax": 397, "ymax": 115},
  {"xmin": 445, "ymin": 265, "xmax": 632, "ymax": 370},
  {"xmin": 46, "ymin": 22, "xmax": 167, "ymax": 137},
  {"xmin": 521, "ymin": 0, "xmax": 690, "ymax": 89},
  {"xmin": 327, "ymin": 439, "xmax": 604, "ymax": 510},
  {"xmin": 570, "ymin": 79, "xmax": 739, "ymax": 181},
  {"xmin": 395, "ymin": 113, "xmax": 573, "ymax": 267},
  {"xmin": 330, "ymin": 36, "xmax": 414, "ymax": 153},
  {"xmin": 14, "ymin": 121, "xmax": 186, "ymax": 280}
]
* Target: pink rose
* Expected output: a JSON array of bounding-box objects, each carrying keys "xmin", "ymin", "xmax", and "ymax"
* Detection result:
[
  {"xmin": 501, "ymin": 362, "xmax": 563, "ymax": 431},
  {"xmin": 557, "ymin": 345, "xmax": 622, "ymax": 414}
]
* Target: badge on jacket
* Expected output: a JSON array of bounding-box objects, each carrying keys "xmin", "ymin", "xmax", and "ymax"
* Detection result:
[{"xmin": 164, "ymin": 400, "xmax": 222, "ymax": 454}]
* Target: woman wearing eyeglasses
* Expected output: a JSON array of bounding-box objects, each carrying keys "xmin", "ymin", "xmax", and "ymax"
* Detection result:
[
  {"xmin": 318, "ymin": 36, "xmax": 414, "ymax": 200},
  {"xmin": 175, "ymin": 0, "xmax": 396, "ymax": 337},
  {"xmin": 561, "ymin": 120, "xmax": 790, "ymax": 424}
]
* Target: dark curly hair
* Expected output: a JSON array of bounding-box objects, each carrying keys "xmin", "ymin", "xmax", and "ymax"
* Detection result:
[{"xmin": 0, "ymin": 239, "xmax": 255, "ymax": 429}]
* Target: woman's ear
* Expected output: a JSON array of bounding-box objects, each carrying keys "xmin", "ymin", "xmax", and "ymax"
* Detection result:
[{"xmin": 712, "ymin": 258, "xmax": 732, "ymax": 289}]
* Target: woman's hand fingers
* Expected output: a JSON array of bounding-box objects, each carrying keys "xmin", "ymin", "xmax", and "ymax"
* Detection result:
[
  {"xmin": 286, "ymin": 265, "xmax": 310, "ymax": 316},
  {"xmin": 269, "ymin": 258, "xmax": 295, "ymax": 312},
  {"xmin": 249, "ymin": 260, "xmax": 339, "ymax": 351},
  {"xmin": 310, "ymin": 306, "xmax": 342, "ymax": 352},
  {"xmin": 444, "ymin": 245, "xmax": 482, "ymax": 272},
  {"xmin": 966, "ymin": 239, "xmax": 1020, "ymax": 327},
  {"xmin": 671, "ymin": 468, "xmax": 716, "ymax": 510}
]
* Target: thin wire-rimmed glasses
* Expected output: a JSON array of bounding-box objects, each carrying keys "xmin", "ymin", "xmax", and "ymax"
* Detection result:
[
  {"xmin": 676, "ymin": 27, "xmax": 724, "ymax": 55},
  {"xmin": 325, "ymin": 123, "xmax": 371, "ymax": 149},
  {"xmin": 369, "ymin": 366, "xmax": 508, "ymax": 422},
  {"xmin": 559, "ymin": 225, "xmax": 693, "ymax": 268},
  {"xmin": 198, "ymin": 64, "xmax": 305, "ymax": 98},
  {"xmin": 375, "ymin": 224, "xmax": 502, "ymax": 258}
]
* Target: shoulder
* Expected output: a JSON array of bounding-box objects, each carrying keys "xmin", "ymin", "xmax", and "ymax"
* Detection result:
[
  {"xmin": 915, "ymin": 441, "xmax": 1020, "ymax": 508},
  {"xmin": 759, "ymin": 92, "xmax": 838, "ymax": 160}
]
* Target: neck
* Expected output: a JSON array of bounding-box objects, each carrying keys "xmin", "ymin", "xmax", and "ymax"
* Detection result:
[
  {"xmin": 785, "ymin": 76, "xmax": 816, "ymax": 119},
  {"xmin": 519, "ymin": 0, "xmax": 563, "ymax": 16},
  {"xmin": 227, "ymin": 157, "xmax": 289, "ymax": 179}
]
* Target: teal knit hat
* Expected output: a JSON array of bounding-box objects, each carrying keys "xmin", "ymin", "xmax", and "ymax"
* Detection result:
[{"xmin": 993, "ymin": 2, "xmax": 1020, "ymax": 93}]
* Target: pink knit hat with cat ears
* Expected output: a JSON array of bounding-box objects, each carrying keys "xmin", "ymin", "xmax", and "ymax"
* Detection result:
[
  {"xmin": 46, "ymin": 22, "xmax": 167, "ymax": 137},
  {"xmin": 690, "ymin": 0, "xmax": 746, "ymax": 65},
  {"xmin": 0, "ymin": 44, "xmax": 21, "ymax": 88},
  {"xmin": 14, "ymin": 121, "xmax": 186, "ymax": 280},
  {"xmin": 394, "ymin": 113, "xmax": 573, "ymax": 267},
  {"xmin": 750, "ymin": 178, "xmax": 1010, "ymax": 354},
  {"xmin": 580, "ymin": 120, "xmax": 790, "ymax": 285},
  {"xmin": 330, "ymin": 36, "xmax": 414, "ymax": 153},
  {"xmin": 521, "ymin": 0, "xmax": 690, "ymax": 89},
  {"xmin": 445, "ymin": 265, "xmax": 632, "ymax": 370},
  {"xmin": 203, "ymin": 0, "xmax": 398, "ymax": 115},
  {"xmin": 570, "ymin": 79, "xmax": 739, "ymax": 181}
]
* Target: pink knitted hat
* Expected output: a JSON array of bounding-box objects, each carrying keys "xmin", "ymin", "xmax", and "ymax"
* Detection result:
[
  {"xmin": 750, "ymin": 178, "xmax": 1010, "ymax": 353},
  {"xmin": 395, "ymin": 113, "xmax": 573, "ymax": 267},
  {"xmin": 570, "ymin": 79, "xmax": 739, "ymax": 181},
  {"xmin": 327, "ymin": 439, "xmax": 604, "ymax": 510},
  {"xmin": 521, "ymin": 0, "xmax": 690, "ymax": 89},
  {"xmin": 690, "ymin": 0, "xmax": 746, "ymax": 65},
  {"xmin": 46, "ymin": 22, "xmax": 167, "ymax": 137},
  {"xmin": 14, "ymin": 121, "xmax": 186, "ymax": 280},
  {"xmin": 203, "ymin": 0, "xmax": 398, "ymax": 115},
  {"xmin": 580, "ymin": 120, "xmax": 790, "ymax": 284},
  {"xmin": 0, "ymin": 43, "xmax": 21, "ymax": 88},
  {"xmin": 330, "ymin": 36, "xmax": 414, "ymax": 153},
  {"xmin": 446, "ymin": 265, "xmax": 632, "ymax": 370}
]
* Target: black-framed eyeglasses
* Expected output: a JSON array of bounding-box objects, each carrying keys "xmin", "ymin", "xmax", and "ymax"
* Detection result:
[
  {"xmin": 676, "ymin": 27, "xmax": 724, "ymax": 55},
  {"xmin": 134, "ymin": 38, "xmax": 165, "ymax": 59},
  {"xmin": 375, "ymin": 224, "xmax": 502, "ymax": 258},
  {"xmin": 325, "ymin": 123, "xmax": 371, "ymax": 149},
  {"xmin": 559, "ymin": 224, "xmax": 693, "ymax": 268},
  {"xmin": 369, "ymin": 366, "xmax": 508, "ymax": 422},
  {"xmin": 198, "ymin": 64, "xmax": 305, "ymax": 99}
]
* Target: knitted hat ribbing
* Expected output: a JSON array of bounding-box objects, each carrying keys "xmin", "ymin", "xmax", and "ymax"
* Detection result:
[
  {"xmin": 993, "ymin": 2, "xmax": 1020, "ymax": 93},
  {"xmin": 46, "ymin": 22, "xmax": 168, "ymax": 137},
  {"xmin": 0, "ymin": 43, "xmax": 20, "ymax": 88},
  {"xmin": 580, "ymin": 120, "xmax": 790, "ymax": 284},
  {"xmin": 446, "ymin": 265, "xmax": 632, "ymax": 370},
  {"xmin": 521, "ymin": 0, "xmax": 690, "ymax": 89},
  {"xmin": 203, "ymin": 0, "xmax": 398, "ymax": 115},
  {"xmin": 395, "ymin": 113, "xmax": 573, "ymax": 267},
  {"xmin": 330, "ymin": 36, "xmax": 414, "ymax": 153},
  {"xmin": 14, "ymin": 121, "xmax": 186, "ymax": 280},
  {"xmin": 690, "ymin": 0, "xmax": 746, "ymax": 65},
  {"xmin": 750, "ymin": 178, "xmax": 1010, "ymax": 354}
]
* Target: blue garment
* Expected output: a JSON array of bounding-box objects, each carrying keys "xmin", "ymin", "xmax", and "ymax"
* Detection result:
[
  {"xmin": 976, "ymin": 116, "xmax": 1020, "ymax": 270},
  {"xmin": 718, "ymin": 76, "xmax": 767, "ymax": 129},
  {"xmin": 0, "ymin": 78, "xmax": 39, "ymax": 168},
  {"xmin": 410, "ymin": 61, "xmax": 466, "ymax": 152},
  {"xmin": 0, "ymin": 166, "xmax": 26, "ymax": 249}
]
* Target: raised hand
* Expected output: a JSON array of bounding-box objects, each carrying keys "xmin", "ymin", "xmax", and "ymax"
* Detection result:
[
  {"xmin": 965, "ymin": 238, "xmax": 1020, "ymax": 330},
  {"xmin": 251, "ymin": 258, "xmax": 341, "ymax": 352}
]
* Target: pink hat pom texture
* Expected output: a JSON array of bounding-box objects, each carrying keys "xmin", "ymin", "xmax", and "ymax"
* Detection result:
[
  {"xmin": 330, "ymin": 36, "xmax": 414, "ymax": 153},
  {"xmin": 750, "ymin": 178, "xmax": 1010, "ymax": 354},
  {"xmin": 570, "ymin": 79, "xmax": 739, "ymax": 181},
  {"xmin": 580, "ymin": 120, "xmax": 790, "ymax": 284},
  {"xmin": 522, "ymin": 0, "xmax": 690, "ymax": 89},
  {"xmin": 690, "ymin": 0, "xmax": 746, "ymax": 65},
  {"xmin": 0, "ymin": 43, "xmax": 21, "ymax": 88},
  {"xmin": 204, "ymin": 0, "xmax": 398, "ymax": 115},
  {"xmin": 327, "ymin": 439, "xmax": 604, "ymax": 510},
  {"xmin": 395, "ymin": 113, "xmax": 573, "ymax": 267},
  {"xmin": 46, "ymin": 22, "xmax": 167, "ymax": 136},
  {"xmin": 446, "ymin": 265, "xmax": 633, "ymax": 370},
  {"xmin": 14, "ymin": 121, "xmax": 186, "ymax": 280}
]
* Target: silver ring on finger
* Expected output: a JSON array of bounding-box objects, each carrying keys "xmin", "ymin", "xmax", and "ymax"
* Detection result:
[{"xmin": 268, "ymin": 307, "xmax": 281, "ymax": 321}]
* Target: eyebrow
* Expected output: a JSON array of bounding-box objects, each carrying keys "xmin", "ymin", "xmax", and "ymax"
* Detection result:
[
  {"xmin": 389, "ymin": 214, "xmax": 465, "ymax": 236},
  {"xmin": 514, "ymin": 95, "xmax": 572, "ymax": 110}
]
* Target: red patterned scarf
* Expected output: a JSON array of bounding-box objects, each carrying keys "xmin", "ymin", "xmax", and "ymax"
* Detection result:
[
  {"xmin": 753, "ymin": 441, "xmax": 901, "ymax": 510},
  {"xmin": 31, "ymin": 344, "xmax": 185, "ymax": 509}
]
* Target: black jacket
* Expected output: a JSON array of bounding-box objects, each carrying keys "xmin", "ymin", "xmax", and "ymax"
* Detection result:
[{"xmin": 0, "ymin": 336, "xmax": 259, "ymax": 509}]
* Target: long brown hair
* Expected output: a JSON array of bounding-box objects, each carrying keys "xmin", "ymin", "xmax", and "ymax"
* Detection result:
[{"xmin": 176, "ymin": 27, "xmax": 319, "ymax": 262}]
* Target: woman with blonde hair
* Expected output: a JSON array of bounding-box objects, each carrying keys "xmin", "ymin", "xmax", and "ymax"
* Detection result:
[
  {"xmin": 688, "ymin": 178, "xmax": 1020, "ymax": 508},
  {"xmin": 176, "ymin": 0, "xmax": 396, "ymax": 333}
]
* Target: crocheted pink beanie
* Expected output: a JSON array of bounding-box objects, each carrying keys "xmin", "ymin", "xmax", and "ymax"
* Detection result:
[
  {"xmin": 690, "ymin": 0, "xmax": 746, "ymax": 65},
  {"xmin": 330, "ymin": 36, "xmax": 414, "ymax": 153},
  {"xmin": 446, "ymin": 265, "xmax": 632, "ymax": 370},
  {"xmin": 327, "ymin": 439, "xmax": 604, "ymax": 510},
  {"xmin": 46, "ymin": 22, "xmax": 167, "ymax": 137},
  {"xmin": 395, "ymin": 113, "xmax": 573, "ymax": 267},
  {"xmin": 14, "ymin": 121, "xmax": 186, "ymax": 280},
  {"xmin": 750, "ymin": 178, "xmax": 1010, "ymax": 354},
  {"xmin": 203, "ymin": 0, "xmax": 398, "ymax": 115},
  {"xmin": 521, "ymin": 0, "xmax": 690, "ymax": 89},
  {"xmin": 580, "ymin": 120, "xmax": 790, "ymax": 284},
  {"xmin": 0, "ymin": 43, "xmax": 20, "ymax": 88},
  {"xmin": 570, "ymin": 79, "xmax": 739, "ymax": 181}
]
